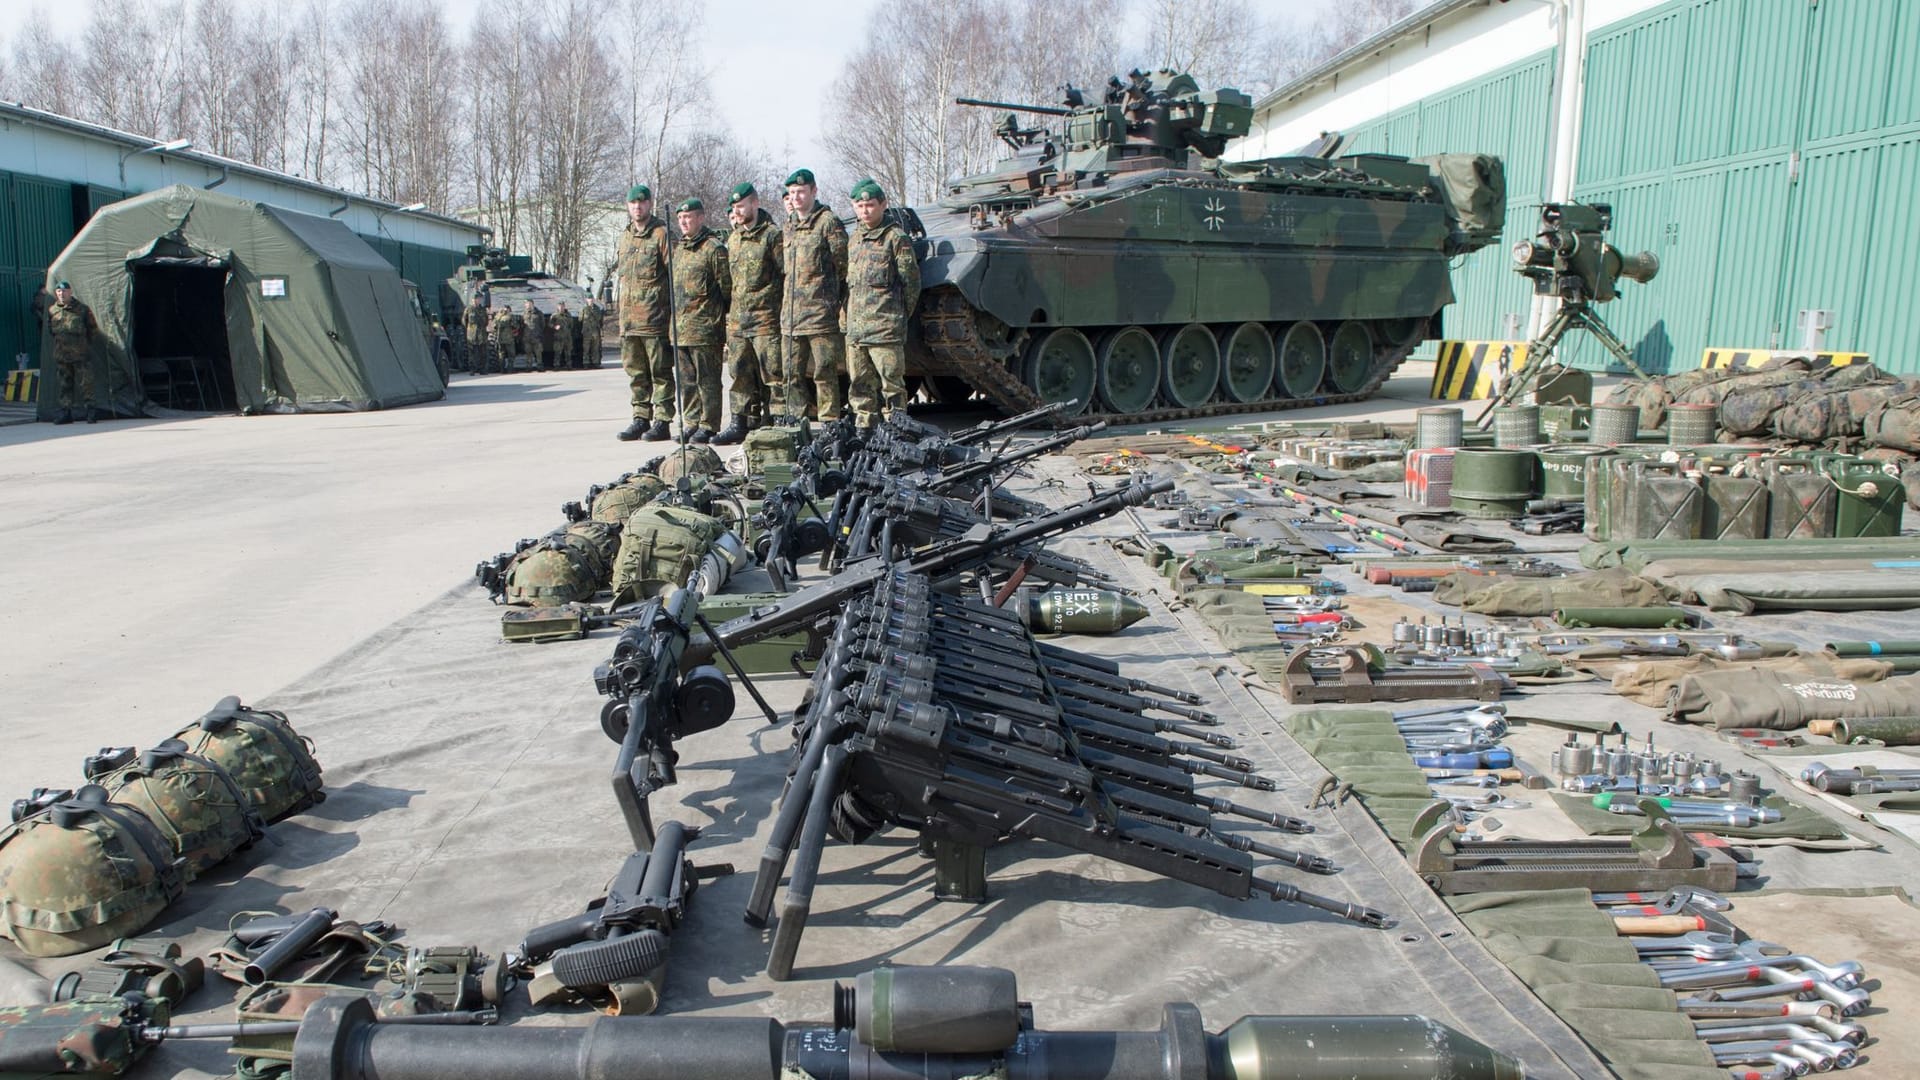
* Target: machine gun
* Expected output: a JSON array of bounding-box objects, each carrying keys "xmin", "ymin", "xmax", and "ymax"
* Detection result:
[
  {"xmin": 745, "ymin": 571, "xmax": 1387, "ymax": 980},
  {"xmin": 1477, "ymin": 201, "xmax": 1660, "ymax": 428},
  {"xmin": 289, "ymin": 964, "xmax": 1521, "ymax": 1080}
]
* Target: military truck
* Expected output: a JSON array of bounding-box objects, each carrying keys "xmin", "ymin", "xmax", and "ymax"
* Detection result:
[
  {"xmin": 441, "ymin": 247, "xmax": 601, "ymax": 372},
  {"xmin": 402, "ymin": 279, "xmax": 453, "ymax": 386},
  {"xmin": 906, "ymin": 69, "xmax": 1506, "ymax": 420}
]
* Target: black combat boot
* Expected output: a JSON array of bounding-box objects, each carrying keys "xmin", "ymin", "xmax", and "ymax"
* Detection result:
[
  {"xmin": 711, "ymin": 416, "xmax": 750, "ymax": 445},
  {"xmin": 54, "ymin": 409, "xmax": 73, "ymax": 425},
  {"xmin": 86, "ymin": 407, "xmax": 100, "ymax": 424},
  {"xmin": 644, "ymin": 420, "xmax": 671, "ymax": 441},
  {"xmin": 617, "ymin": 418, "xmax": 648, "ymax": 441},
  {"xmin": 690, "ymin": 427, "xmax": 714, "ymax": 445}
]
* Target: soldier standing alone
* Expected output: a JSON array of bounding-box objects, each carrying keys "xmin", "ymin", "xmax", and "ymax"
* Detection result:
[
  {"xmin": 462, "ymin": 292, "xmax": 490, "ymax": 374},
  {"xmin": 615, "ymin": 184, "xmax": 674, "ymax": 441},
  {"xmin": 844, "ymin": 179, "xmax": 921, "ymax": 430},
  {"xmin": 580, "ymin": 296, "xmax": 604, "ymax": 367},
  {"xmin": 716, "ymin": 182, "xmax": 783, "ymax": 444},
  {"xmin": 670, "ymin": 197, "xmax": 729, "ymax": 444},
  {"xmin": 46, "ymin": 280, "xmax": 100, "ymax": 425},
  {"xmin": 552, "ymin": 302, "xmax": 578, "ymax": 370},
  {"xmin": 780, "ymin": 169, "xmax": 848, "ymax": 423}
]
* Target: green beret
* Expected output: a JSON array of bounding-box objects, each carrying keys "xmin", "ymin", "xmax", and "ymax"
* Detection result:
[
  {"xmin": 850, "ymin": 178, "xmax": 885, "ymax": 202},
  {"xmin": 728, "ymin": 182, "xmax": 756, "ymax": 205},
  {"xmin": 784, "ymin": 168, "xmax": 815, "ymax": 188},
  {"xmin": 54, "ymin": 280, "xmax": 71, "ymax": 290},
  {"xmin": 676, "ymin": 197, "xmax": 704, "ymax": 213},
  {"xmin": 626, "ymin": 184, "xmax": 651, "ymax": 201}
]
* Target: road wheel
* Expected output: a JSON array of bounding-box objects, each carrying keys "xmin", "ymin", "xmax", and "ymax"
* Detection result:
[
  {"xmin": 1157, "ymin": 323, "xmax": 1220, "ymax": 409},
  {"xmin": 1275, "ymin": 322, "xmax": 1326, "ymax": 399},
  {"xmin": 1220, "ymin": 322, "xmax": 1275, "ymax": 403},
  {"xmin": 1021, "ymin": 328, "xmax": 1097, "ymax": 417},
  {"xmin": 1095, "ymin": 326, "xmax": 1160, "ymax": 414},
  {"xmin": 1327, "ymin": 320, "xmax": 1374, "ymax": 394}
]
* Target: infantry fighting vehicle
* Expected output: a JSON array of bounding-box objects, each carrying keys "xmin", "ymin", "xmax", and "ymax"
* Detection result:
[
  {"xmin": 442, "ymin": 246, "xmax": 599, "ymax": 371},
  {"xmin": 906, "ymin": 69, "xmax": 1506, "ymax": 419}
]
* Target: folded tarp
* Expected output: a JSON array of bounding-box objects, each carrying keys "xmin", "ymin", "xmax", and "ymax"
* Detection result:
[
  {"xmin": 1669, "ymin": 669, "xmax": 1920, "ymax": 729},
  {"xmin": 1648, "ymin": 565, "xmax": 1920, "ymax": 613},
  {"xmin": 1581, "ymin": 538, "xmax": 1920, "ymax": 573},
  {"xmin": 1434, "ymin": 568, "xmax": 1667, "ymax": 615},
  {"xmin": 1609, "ymin": 653, "xmax": 1893, "ymax": 708}
]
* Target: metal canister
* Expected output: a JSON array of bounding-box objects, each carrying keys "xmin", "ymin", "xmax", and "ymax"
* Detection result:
[
  {"xmin": 1493, "ymin": 404, "xmax": 1541, "ymax": 448},
  {"xmin": 1668, "ymin": 402, "xmax": 1717, "ymax": 445},
  {"xmin": 1538, "ymin": 445, "xmax": 1611, "ymax": 501},
  {"xmin": 1590, "ymin": 403, "xmax": 1641, "ymax": 446},
  {"xmin": 1416, "ymin": 407, "xmax": 1465, "ymax": 450},
  {"xmin": 1449, "ymin": 449, "xmax": 1539, "ymax": 519}
]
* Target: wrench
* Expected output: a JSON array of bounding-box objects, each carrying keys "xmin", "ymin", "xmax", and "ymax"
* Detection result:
[
  {"xmin": 1594, "ymin": 886, "xmax": 1732, "ymax": 913},
  {"xmin": 1704, "ymin": 1034, "xmax": 1852, "ymax": 1071},
  {"xmin": 1696, "ymin": 1015, "xmax": 1866, "ymax": 1047},
  {"xmin": 1681, "ymin": 999, "xmax": 1836, "ymax": 1022},
  {"xmin": 1655, "ymin": 956, "xmax": 1864, "ymax": 991},
  {"xmin": 1685, "ymin": 972, "xmax": 1871, "ymax": 1016}
]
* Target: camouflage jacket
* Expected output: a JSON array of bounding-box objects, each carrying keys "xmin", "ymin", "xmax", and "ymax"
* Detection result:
[
  {"xmin": 490, "ymin": 309, "xmax": 515, "ymax": 340},
  {"xmin": 462, "ymin": 301, "xmax": 488, "ymax": 339},
  {"xmin": 615, "ymin": 215, "xmax": 672, "ymax": 337},
  {"xmin": 846, "ymin": 221, "xmax": 920, "ymax": 346},
  {"xmin": 47, "ymin": 298, "xmax": 97, "ymax": 348},
  {"xmin": 521, "ymin": 308, "xmax": 547, "ymax": 346},
  {"xmin": 780, "ymin": 203, "xmax": 847, "ymax": 336},
  {"xmin": 726, "ymin": 210, "xmax": 783, "ymax": 335},
  {"xmin": 671, "ymin": 227, "xmax": 730, "ymax": 346},
  {"xmin": 551, "ymin": 311, "xmax": 579, "ymax": 347},
  {"xmin": 581, "ymin": 302, "xmax": 603, "ymax": 337}
]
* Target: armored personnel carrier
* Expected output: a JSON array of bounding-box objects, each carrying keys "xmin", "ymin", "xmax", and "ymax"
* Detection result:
[
  {"xmin": 907, "ymin": 69, "xmax": 1506, "ymax": 419},
  {"xmin": 442, "ymin": 247, "xmax": 598, "ymax": 371}
]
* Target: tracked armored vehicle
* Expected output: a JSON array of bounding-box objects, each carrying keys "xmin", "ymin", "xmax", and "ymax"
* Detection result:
[
  {"xmin": 907, "ymin": 70, "xmax": 1506, "ymax": 420},
  {"xmin": 442, "ymin": 247, "xmax": 597, "ymax": 371}
]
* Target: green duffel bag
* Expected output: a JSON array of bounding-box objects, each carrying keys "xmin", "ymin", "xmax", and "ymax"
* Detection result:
[
  {"xmin": 1863, "ymin": 391, "xmax": 1920, "ymax": 453},
  {"xmin": 612, "ymin": 504, "xmax": 727, "ymax": 601},
  {"xmin": 743, "ymin": 426, "xmax": 799, "ymax": 476},
  {"xmin": 1676, "ymin": 360, "xmax": 1811, "ymax": 410},
  {"xmin": 0, "ymin": 786, "xmax": 188, "ymax": 957},
  {"xmin": 1607, "ymin": 367, "xmax": 1734, "ymax": 431},
  {"xmin": 168, "ymin": 697, "xmax": 325, "ymax": 824},
  {"xmin": 590, "ymin": 475, "xmax": 669, "ymax": 524}
]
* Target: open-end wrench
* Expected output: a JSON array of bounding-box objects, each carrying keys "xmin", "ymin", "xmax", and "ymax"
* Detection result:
[
  {"xmin": 1693, "ymin": 1024, "xmax": 1857, "ymax": 1064},
  {"xmin": 1393, "ymin": 703, "xmax": 1507, "ymax": 721},
  {"xmin": 1630, "ymin": 930, "xmax": 1743, "ymax": 959},
  {"xmin": 1594, "ymin": 886, "xmax": 1732, "ymax": 913}
]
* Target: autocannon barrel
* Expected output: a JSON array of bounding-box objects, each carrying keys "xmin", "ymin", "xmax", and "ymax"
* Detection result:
[{"xmin": 955, "ymin": 96, "xmax": 1074, "ymax": 116}]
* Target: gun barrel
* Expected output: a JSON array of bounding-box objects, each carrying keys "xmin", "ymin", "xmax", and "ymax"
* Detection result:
[
  {"xmin": 953, "ymin": 400, "xmax": 1070, "ymax": 444},
  {"xmin": 243, "ymin": 907, "xmax": 337, "ymax": 985},
  {"xmin": 954, "ymin": 96, "xmax": 1073, "ymax": 116}
]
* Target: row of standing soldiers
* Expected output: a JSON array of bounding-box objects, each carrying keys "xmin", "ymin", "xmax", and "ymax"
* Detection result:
[
  {"xmin": 612, "ymin": 170, "xmax": 921, "ymax": 444},
  {"xmin": 461, "ymin": 295, "xmax": 606, "ymax": 374}
]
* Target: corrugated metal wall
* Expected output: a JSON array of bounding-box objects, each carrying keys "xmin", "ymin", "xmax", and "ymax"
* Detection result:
[{"xmin": 1339, "ymin": 0, "xmax": 1920, "ymax": 375}]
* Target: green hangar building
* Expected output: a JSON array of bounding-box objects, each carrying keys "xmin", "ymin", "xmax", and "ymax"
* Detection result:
[
  {"xmin": 0, "ymin": 102, "xmax": 488, "ymax": 376},
  {"xmin": 1232, "ymin": 0, "xmax": 1919, "ymax": 375}
]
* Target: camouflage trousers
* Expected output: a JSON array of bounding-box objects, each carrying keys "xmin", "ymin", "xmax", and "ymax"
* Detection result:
[
  {"xmin": 675, "ymin": 343, "xmax": 723, "ymax": 432},
  {"xmin": 55, "ymin": 347, "xmax": 92, "ymax": 409},
  {"xmin": 785, "ymin": 333, "xmax": 846, "ymax": 422},
  {"xmin": 847, "ymin": 342, "xmax": 907, "ymax": 426},
  {"xmin": 554, "ymin": 341, "xmax": 574, "ymax": 370},
  {"xmin": 465, "ymin": 334, "xmax": 487, "ymax": 373},
  {"xmin": 726, "ymin": 331, "xmax": 782, "ymax": 423},
  {"xmin": 581, "ymin": 329, "xmax": 601, "ymax": 365},
  {"xmin": 621, "ymin": 335, "xmax": 675, "ymax": 420}
]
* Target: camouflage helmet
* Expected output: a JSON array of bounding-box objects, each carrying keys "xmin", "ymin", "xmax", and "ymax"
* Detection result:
[
  {"xmin": 591, "ymin": 475, "xmax": 670, "ymax": 524},
  {"xmin": 168, "ymin": 697, "xmax": 325, "ymax": 824},
  {"xmin": 563, "ymin": 521, "xmax": 622, "ymax": 582},
  {"xmin": 656, "ymin": 445, "xmax": 726, "ymax": 486},
  {"xmin": 0, "ymin": 785, "xmax": 188, "ymax": 957},
  {"xmin": 504, "ymin": 540, "xmax": 597, "ymax": 605},
  {"xmin": 98, "ymin": 739, "xmax": 264, "ymax": 875}
]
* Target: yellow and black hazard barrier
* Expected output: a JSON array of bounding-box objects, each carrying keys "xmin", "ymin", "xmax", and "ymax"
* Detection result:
[
  {"xmin": 3, "ymin": 369, "xmax": 37, "ymax": 403},
  {"xmin": 1430, "ymin": 340, "xmax": 1530, "ymax": 400},
  {"xmin": 1700, "ymin": 348, "xmax": 1870, "ymax": 370}
]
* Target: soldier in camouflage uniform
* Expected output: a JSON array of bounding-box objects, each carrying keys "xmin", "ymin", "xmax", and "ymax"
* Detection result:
[
  {"xmin": 580, "ymin": 297, "xmax": 604, "ymax": 367},
  {"xmin": 521, "ymin": 299, "xmax": 549, "ymax": 369},
  {"xmin": 845, "ymin": 179, "xmax": 921, "ymax": 429},
  {"xmin": 670, "ymin": 197, "xmax": 729, "ymax": 443},
  {"xmin": 715, "ymin": 182, "xmax": 783, "ymax": 444},
  {"xmin": 489, "ymin": 305, "xmax": 516, "ymax": 371},
  {"xmin": 780, "ymin": 168, "xmax": 848, "ymax": 422},
  {"xmin": 551, "ymin": 302, "xmax": 578, "ymax": 369},
  {"xmin": 462, "ymin": 292, "xmax": 490, "ymax": 373},
  {"xmin": 615, "ymin": 184, "xmax": 674, "ymax": 441},
  {"xmin": 46, "ymin": 281, "xmax": 100, "ymax": 425}
]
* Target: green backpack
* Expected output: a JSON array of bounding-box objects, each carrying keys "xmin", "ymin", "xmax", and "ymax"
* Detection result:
[
  {"xmin": 0, "ymin": 786, "xmax": 188, "ymax": 957},
  {"xmin": 168, "ymin": 697, "xmax": 325, "ymax": 824},
  {"xmin": 743, "ymin": 426, "xmax": 799, "ymax": 476},
  {"xmin": 612, "ymin": 505, "xmax": 727, "ymax": 602}
]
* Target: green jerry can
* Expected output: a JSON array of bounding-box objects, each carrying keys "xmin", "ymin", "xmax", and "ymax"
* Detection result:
[
  {"xmin": 1825, "ymin": 458, "xmax": 1905, "ymax": 538},
  {"xmin": 1614, "ymin": 460, "xmax": 1705, "ymax": 540},
  {"xmin": 1584, "ymin": 448, "xmax": 1647, "ymax": 541},
  {"xmin": 1698, "ymin": 466, "xmax": 1769, "ymax": 541},
  {"xmin": 1762, "ymin": 458, "xmax": 1837, "ymax": 539}
]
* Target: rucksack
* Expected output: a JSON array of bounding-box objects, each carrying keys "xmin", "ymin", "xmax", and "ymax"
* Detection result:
[
  {"xmin": 0, "ymin": 786, "xmax": 188, "ymax": 957},
  {"xmin": 743, "ymin": 427, "xmax": 799, "ymax": 476},
  {"xmin": 612, "ymin": 505, "xmax": 727, "ymax": 601},
  {"xmin": 167, "ymin": 697, "xmax": 324, "ymax": 824},
  {"xmin": 93, "ymin": 739, "xmax": 263, "ymax": 875}
]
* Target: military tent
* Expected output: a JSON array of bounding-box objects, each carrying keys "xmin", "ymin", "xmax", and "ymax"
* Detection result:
[{"xmin": 38, "ymin": 185, "xmax": 444, "ymax": 418}]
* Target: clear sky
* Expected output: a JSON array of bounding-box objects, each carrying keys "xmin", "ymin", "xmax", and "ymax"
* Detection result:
[{"xmin": 33, "ymin": 0, "xmax": 1331, "ymax": 174}]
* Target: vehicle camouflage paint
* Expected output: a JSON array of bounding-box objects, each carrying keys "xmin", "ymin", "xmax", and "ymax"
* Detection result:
[
  {"xmin": 907, "ymin": 69, "xmax": 1507, "ymax": 420},
  {"xmin": 442, "ymin": 247, "xmax": 598, "ymax": 371}
]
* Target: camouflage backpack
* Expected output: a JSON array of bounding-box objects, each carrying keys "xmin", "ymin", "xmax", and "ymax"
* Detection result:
[
  {"xmin": 1607, "ymin": 367, "xmax": 1735, "ymax": 430},
  {"xmin": 591, "ymin": 474, "xmax": 669, "ymax": 524},
  {"xmin": 502, "ymin": 539, "xmax": 597, "ymax": 606},
  {"xmin": 0, "ymin": 786, "xmax": 188, "ymax": 957},
  {"xmin": 743, "ymin": 426, "xmax": 799, "ymax": 476},
  {"xmin": 1863, "ymin": 390, "xmax": 1920, "ymax": 453},
  {"xmin": 93, "ymin": 739, "xmax": 264, "ymax": 875},
  {"xmin": 612, "ymin": 505, "xmax": 727, "ymax": 601},
  {"xmin": 1676, "ymin": 360, "xmax": 1812, "ymax": 409},
  {"xmin": 1774, "ymin": 380, "xmax": 1909, "ymax": 444},
  {"xmin": 167, "ymin": 697, "xmax": 324, "ymax": 824},
  {"xmin": 656, "ymin": 445, "xmax": 726, "ymax": 485}
]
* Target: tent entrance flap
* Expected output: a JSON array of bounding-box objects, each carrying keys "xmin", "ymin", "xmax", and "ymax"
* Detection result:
[{"xmin": 131, "ymin": 263, "xmax": 235, "ymax": 411}]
